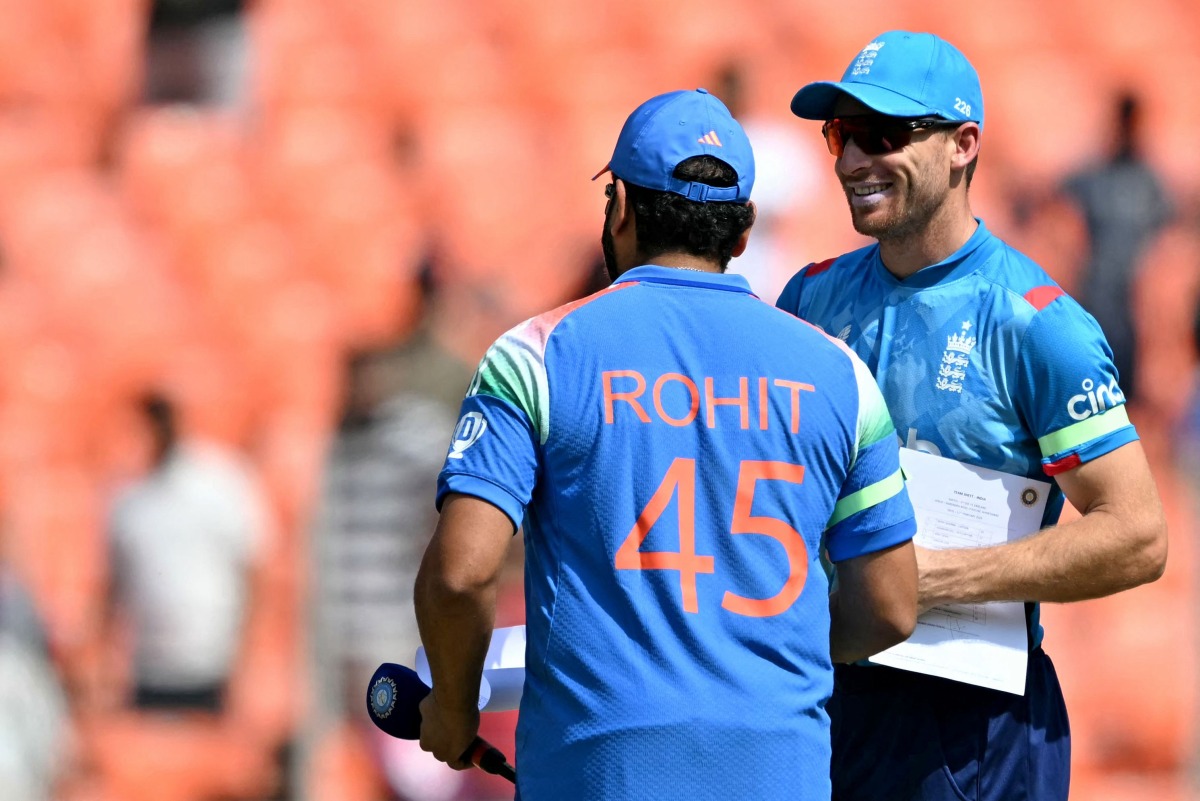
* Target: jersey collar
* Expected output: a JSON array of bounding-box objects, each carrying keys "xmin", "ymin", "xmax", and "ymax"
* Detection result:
[
  {"xmin": 613, "ymin": 264, "xmax": 758, "ymax": 295},
  {"xmin": 872, "ymin": 218, "xmax": 1000, "ymax": 289}
]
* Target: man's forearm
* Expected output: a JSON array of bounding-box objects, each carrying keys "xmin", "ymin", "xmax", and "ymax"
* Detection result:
[
  {"xmin": 413, "ymin": 495, "xmax": 515, "ymax": 767},
  {"xmin": 413, "ymin": 494, "xmax": 515, "ymax": 717},
  {"xmin": 918, "ymin": 506, "xmax": 1166, "ymax": 610},
  {"xmin": 829, "ymin": 590, "xmax": 911, "ymax": 664},
  {"xmin": 829, "ymin": 541, "xmax": 919, "ymax": 663},
  {"xmin": 414, "ymin": 561, "xmax": 497, "ymax": 715},
  {"xmin": 919, "ymin": 442, "xmax": 1167, "ymax": 611}
]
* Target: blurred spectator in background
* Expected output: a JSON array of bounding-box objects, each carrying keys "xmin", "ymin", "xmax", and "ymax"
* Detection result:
[
  {"xmin": 103, "ymin": 392, "xmax": 269, "ymax": 714},
  {"xmin": 0, "ymin": 562, "xmax": 72, "ymax": 801},
  {"xmin": 1061, "ymin": 92, "xmax": 1173, "ymax": 405},
  {"xmin": 307, "ymin": 267, "xmax": 474, "ymax": 799},
  {"xmin": 143, "ymin": 0, "xmax": 250, "ymax": 107},
  {"xmin": 310, "ymin": 346, "xmax": 457, "ymax": 713},
  {"xmin": 714, "ymin": 59, "xmax": 823, "ymax": 302}
]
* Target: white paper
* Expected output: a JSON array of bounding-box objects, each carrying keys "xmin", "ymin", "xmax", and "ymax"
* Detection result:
[
  {"xmin": 866, "ymin": 449, "xmax": 1050, "ymax": 695},
  {"xmin": 416, "ymin": 625, "xmax": 527, "ymax": 711}
]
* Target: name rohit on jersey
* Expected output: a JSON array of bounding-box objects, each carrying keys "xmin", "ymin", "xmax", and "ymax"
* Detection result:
[{"xmin": 601, "ymin": 370, "xmax": 815, "ymax": 431}]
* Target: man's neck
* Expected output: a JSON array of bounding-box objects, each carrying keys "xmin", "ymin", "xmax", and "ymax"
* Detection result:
[
  {"xmin": 636, "ymin": 252, "xmax": 721, "ymax": 273},
  {"xmin": 878, "ymin": 202, "xmax": 978, "ymax": 280}
]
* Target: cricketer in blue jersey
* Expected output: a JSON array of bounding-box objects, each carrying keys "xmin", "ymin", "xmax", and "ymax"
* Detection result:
[
  {"xmin": 414, "ymin": 88, "xmax": 919, "ymax": 801},
  {"xmin": 780, "ymin": 30, "xmax": 1168, "ymax": 801}
]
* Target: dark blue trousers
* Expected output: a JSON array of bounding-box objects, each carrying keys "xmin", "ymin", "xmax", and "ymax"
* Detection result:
[{"xmin": 828, "ymin": 648, "xmax": 1070, "ymax": 801}]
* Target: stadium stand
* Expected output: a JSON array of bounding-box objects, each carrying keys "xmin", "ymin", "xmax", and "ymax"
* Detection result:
[{"xmin": 0, "ymin": 2, "xmax": 1194, "ymax": 799}]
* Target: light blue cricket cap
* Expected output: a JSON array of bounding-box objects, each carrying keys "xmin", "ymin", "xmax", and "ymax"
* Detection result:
[
  {"xmin": 790, "ymin": 31, "xmax": 984, "ymax": 130},
  {"xmin": 594, "ymin": 88, "xmax": 755, "ymax": 203}
]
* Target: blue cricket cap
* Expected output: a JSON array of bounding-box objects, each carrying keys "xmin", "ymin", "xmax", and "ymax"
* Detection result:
[
  {"xmin": 594, "ymin": 88, "xmax": 754, "ymax": 203},
  {"xmin": 790, "ymin": 31, "xmax": 984, "ymax": 130}
]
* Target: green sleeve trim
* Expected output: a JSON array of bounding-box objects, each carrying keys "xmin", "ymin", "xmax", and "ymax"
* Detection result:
[
  {"xmin": 852, "ymin": 355, "xmax": 894, "ymax": 450},
  {"xmin": 1037, "ymin": 406, "xmax": 1130, "ymax": 457},
  {"xmin": 827, "ymin": 469, "xmax": 905, "ymax": 529},
  {"xmin": 469, "ymin": 332, "xmax": 551, "ymax": 443}
]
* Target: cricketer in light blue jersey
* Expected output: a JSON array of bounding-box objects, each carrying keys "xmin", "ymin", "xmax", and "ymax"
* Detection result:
[
  {"xmin": 782, "ymin": 29, "xmax": 1166, "ymax": 801},
  {"xmin": 777, "ymin": 219, "xmax": 1136, "ymax": 646},
  {"xmin": 414, "ymin": 88, "xmax": 918, "ymax": 801}
]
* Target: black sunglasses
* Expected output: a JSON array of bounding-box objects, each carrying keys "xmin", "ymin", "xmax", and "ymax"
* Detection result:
[{"xmin": 821, "ymin": 116, "xmax": 962, "ymax": 157}]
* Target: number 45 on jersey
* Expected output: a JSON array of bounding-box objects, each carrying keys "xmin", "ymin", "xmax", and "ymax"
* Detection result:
[{"xmin": 615, "ymin": 458, "xmax": 809, "ymax": 618}]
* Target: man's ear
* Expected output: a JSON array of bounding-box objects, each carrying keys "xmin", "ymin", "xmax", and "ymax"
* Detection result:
[
  {"xmin": 610, "ymin": 178, "xmax": 633, "ymax": 233},
  {"xmin": 730, "ymin": 201, "xmax": 756, "ymax": 258},
  {"xmin": 950, "ymin": 123, "xmax": 981, "ymax": 172}
]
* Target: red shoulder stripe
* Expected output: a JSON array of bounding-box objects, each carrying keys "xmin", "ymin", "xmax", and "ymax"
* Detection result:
[
  {"xmin": 1024, "ymin": 285, "xmax": 1065, "ymax": 311},
  {"xmin": 805, "ymin": 257, "xmax": 837, "ymax": 279}
]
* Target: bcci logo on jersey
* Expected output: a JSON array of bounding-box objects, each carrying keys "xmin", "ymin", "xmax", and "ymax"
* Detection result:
[
  {"xmin": 1067, "ymin": 377, "xmax": 1124, "ymax": 421},
  {"xmin": 448, "ymin": 411, "xmax": 488, "ymax": 459}
]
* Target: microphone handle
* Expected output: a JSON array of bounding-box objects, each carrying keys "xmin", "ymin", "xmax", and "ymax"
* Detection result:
[{"xmin": 462, "ymin": 737, "xmax": 517, "ymax": 784}]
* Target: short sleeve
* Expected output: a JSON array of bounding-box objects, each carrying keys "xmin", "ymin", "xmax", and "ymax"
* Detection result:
[
  {"xmin": 1015, "ymin": 298, "xmax": 1139, "ymax": 475},
  {"xmin": 436, "ymin": 326, "xmax": 546, "ymax": 530},
  {"xmin": 824, "ymin": 348, "xmax": 917, "ymax": 562}
]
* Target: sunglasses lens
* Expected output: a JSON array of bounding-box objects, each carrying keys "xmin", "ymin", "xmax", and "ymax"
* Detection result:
[
  {"xmin": 821, "ymin": 121, "xmax": 844, "ymax": 156},
  {"xmin": 824, "ymin": 118, "xmax": 917, "ymax": 157}
]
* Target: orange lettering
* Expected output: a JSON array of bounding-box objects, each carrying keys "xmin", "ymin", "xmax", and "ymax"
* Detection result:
[
  {"xmin": 721, "ymin": 461, "xmax": 808, "ymax": 617},
  {"xmin": 615, "ymin": 458, "xmax": 715, "ymax": 613},
  {"xmin": 653, "ymin": 373, "xmax": 699, "ymax": 427},
  {"xmin": 758, "ymin": 377, "xmax": 769, "ymax": 431},
  {"xmin": 705, "ymin": 377, "xmax": 750, "ymax": 429},
  {"xmin": 603, "ymin": 370, "xmax": 651, "ymax": 424},
  {"xmin": 773, "ymin": 379, "xmax": 816, "ymax": 434}
]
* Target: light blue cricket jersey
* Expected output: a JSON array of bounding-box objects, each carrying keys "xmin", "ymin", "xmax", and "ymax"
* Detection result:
[
  {"xmin": 777, "ymin": 220, "xmax": 1139, "ymax": 646},
  {"xmin": 438, "ymin": 265, "xmax": 916, "ymax": 801}
]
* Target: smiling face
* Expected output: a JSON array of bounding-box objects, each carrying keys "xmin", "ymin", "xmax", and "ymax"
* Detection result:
[{"xmin": 829, "ymin": 95, "xmax": 957, "ymax": 243}]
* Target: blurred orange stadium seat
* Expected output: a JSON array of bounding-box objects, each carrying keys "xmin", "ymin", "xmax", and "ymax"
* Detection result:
[
  {"xmin": 4, "ymin": 466, "xmax": 105, "ymax": 652},
  {"xmin": 982, "ymin": 51, "xmax": 1109, "ymax": 183},
  {"xmin": 156, "ymin": 339, "xmax": 261, "ymax": 450},
  {"xmin": 43, "ymin": 0, "xmax": 144, "ymax": 134},
  {"xmin": 253, "ymin": 405, "xmax": 334, "ymax": 533},
  {"xmin": 253, "ymin": 105, "xmax": 392, "ymax": 219},
  {"xmin": 306, "ymin": 720, "xmax": 391, "ymax": 801},
  {"xmin": 1135, "ymin": 226, "xmax": 1200, "ymax": 421},
  {"xmin": 83, "ymin": 711, "xmax": 281, "ymax": 801},
  {"xmin": 255, "ymin": 31, "xmax": 381, "ymax": 119},
  {"xmin": 116, "ymin": 106, "xmax": 252, "ymax": 231}
]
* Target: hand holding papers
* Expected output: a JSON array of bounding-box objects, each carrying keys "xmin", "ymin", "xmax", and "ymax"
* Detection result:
[{"xmin": 867, "ymin": 449, "xmax": 1050, "ymax": 695}]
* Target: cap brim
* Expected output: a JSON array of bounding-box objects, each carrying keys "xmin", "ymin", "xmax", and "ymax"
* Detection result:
[
  {"xmin": 591, "ymin": 165, "xmax": 611, "ymax": 181},
  {"xmin": 790, "ymin": 81, "xmax": 937, "ymax": 120}
]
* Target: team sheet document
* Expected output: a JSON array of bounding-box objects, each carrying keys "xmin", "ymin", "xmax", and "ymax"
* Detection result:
[{"xmin": 867, "ymin": 448, "xmax": 1049, "ymax": 695}]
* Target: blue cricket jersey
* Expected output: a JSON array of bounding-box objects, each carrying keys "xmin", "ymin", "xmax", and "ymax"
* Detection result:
[
  {"xmin": 437, "ymin": 265, "xmax": 916, "ymax": 801},
  {"xmin": 776, "ymin": 220, "xmax": 1139, "ymax": 645}
]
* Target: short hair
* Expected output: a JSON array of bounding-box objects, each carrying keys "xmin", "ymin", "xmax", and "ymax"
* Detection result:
[{"xmin": 623, "ymin": 156, "xmax": 755, "ymax": 270}]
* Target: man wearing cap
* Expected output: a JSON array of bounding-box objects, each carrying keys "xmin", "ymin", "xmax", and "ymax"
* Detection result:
[
  {"xmin": 415, "ymin": 88, "xmax": 920, "ymax": 800},
  {"xmin": 777, "ymin": 30, "xmax": 1168, "ymax": 801}
]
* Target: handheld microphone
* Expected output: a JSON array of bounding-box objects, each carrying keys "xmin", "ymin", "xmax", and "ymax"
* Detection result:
[{"xmin": 366, "ymin": 662, "xmax": 516, "ymax": 784}]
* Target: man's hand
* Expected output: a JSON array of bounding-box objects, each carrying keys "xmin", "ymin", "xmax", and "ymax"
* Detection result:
[
  {"xmin": 418, "ymin": 692, "xmax": 480, "ymax": 771},
  {"xmin": 908, "ymin": 441, "xmax": 1167, "ymax": 608}
]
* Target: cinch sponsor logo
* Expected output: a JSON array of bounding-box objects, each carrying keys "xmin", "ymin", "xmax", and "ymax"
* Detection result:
[
  {"xmin": 601, "ymin": 370, "xmax": 815, "ymax": 432},
  {"xmin": 1067, "ymin": 377, "xmax": 1124, "ymax": 421}
]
